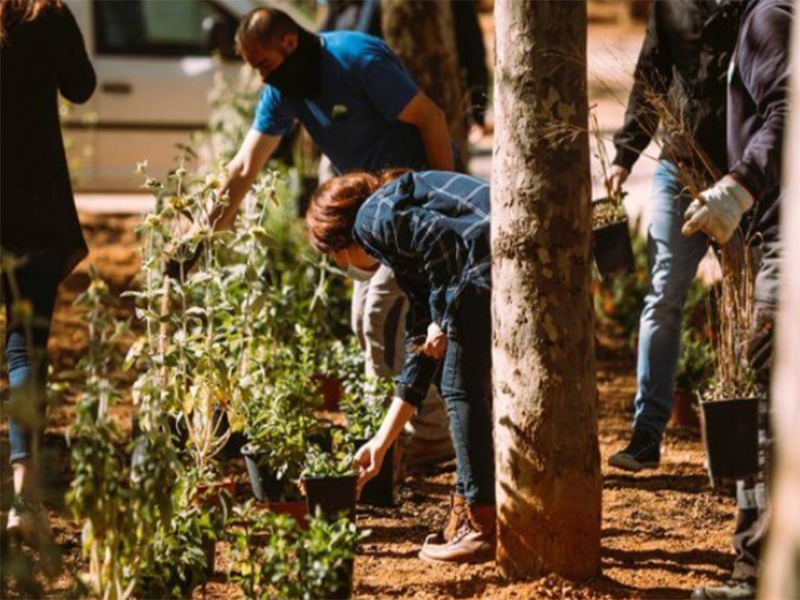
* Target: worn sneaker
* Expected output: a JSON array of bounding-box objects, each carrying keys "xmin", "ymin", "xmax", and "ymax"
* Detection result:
[
  {"xmin": 419, "ymin": 504, "xmax": 495, "ymax": 564},
  {"xmin": 608, "ymin": 429, "xmax": 661, "ymax": 472},
  {"xmin": 424, "ymin": 494, "xmax": 467, "ymax": 546},
  {"xmin": 690, "ymin": 580, "xmax": 756, "ymax": 600},
  {"xmin": 6, "ymin": 496, "xmax": 52, "ymax": 548}
]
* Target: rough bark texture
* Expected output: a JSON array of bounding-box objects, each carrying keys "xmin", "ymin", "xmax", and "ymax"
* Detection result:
[
  {"xmin": 760, "ymin": 18, "xmax": 800, "ymax": 600},
  {"xmin": 381, "ymin": 0, "xmax": 468, "ymax": 168},
  {"xmin": 491, "ymin": 0, "xmax": 601, "ymax": 580}
]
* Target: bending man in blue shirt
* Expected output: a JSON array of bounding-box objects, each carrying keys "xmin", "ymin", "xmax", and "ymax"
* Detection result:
[{"xmin": 204, "ymin": 8, "xmax": 456, "ymax": 468}]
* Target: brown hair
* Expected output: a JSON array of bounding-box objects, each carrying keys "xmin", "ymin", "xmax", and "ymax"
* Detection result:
[
  {"xmin": 235, "ymin": 7, "xmax": 298, "ymax": 58},
  {"xmin": 0, "ymin": 0, "xmax": 62, "ymax": 47},
  {"xmin": 306, "ymin": 169, "xmax": 411, "ymax": 254}
]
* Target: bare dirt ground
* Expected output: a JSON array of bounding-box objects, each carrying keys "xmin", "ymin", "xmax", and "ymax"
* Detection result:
[{"xmin": 2, "ymin": 212, "xmax": 737, "ymax": 600}]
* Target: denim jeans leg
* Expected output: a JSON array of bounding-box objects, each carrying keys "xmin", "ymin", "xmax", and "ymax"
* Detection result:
[
  {"xmin": 634, "ymin": 161, "xmax": 709, "ymax": 439},
  {"xmin": 439, "ymin": 289, "xmax": 494, "ymax": 505},
  {"xmin": 4, "ymin": 251, "xmax": 61, "ymax": 464}
]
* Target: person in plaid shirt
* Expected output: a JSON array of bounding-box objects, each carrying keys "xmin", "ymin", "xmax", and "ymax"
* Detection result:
[{"xmin": 306, "ymin": 170, "xmax": 495, "ymax": 564}]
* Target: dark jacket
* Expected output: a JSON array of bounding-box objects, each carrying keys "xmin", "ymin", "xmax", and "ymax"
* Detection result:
[
  {"xmin": 613, "ymin": 0, "xmax": 739, "ymax": 177},
  {"xmin": 321, "ymin": 0, "xmax": 382, "ymax": 38},
  {"xmin": 728, "ymin": 0, "xmax": 793, "ymax": 242},
  {"xmin": 321, "ymin": 0, "xmax": 489, "ymax": 127},
  {"xmin": 353, "ymin": 171, "xmax": 491, "ymax": 407},
  {"xmin": 1, "ymin": 3, "xmax": 96, "ymax": 278}
]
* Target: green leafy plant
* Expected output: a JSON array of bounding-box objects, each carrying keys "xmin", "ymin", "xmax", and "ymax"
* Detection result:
[
  {"xmin": 326, "ymin": 339, "xmax": 392, "ymax": 440},
  {"xmin": 68, "ymin": 271, "xmax": 176, "ymax": 600},
  {"xmin": 229, "ymin": 503, "xmax": 367, "ymax": 600},
  {"xmin": 302, "ymin": 446, "xmax": 356, "ymax": 479}
]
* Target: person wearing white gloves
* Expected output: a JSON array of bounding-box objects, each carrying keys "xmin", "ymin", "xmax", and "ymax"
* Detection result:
[
  {"xmin": 688, "ymin": 0, "xmax": 792, "ymax": 598},
  {"xmin": 682, "ymin": 176, "xmax": 754, "ymax": 244}
]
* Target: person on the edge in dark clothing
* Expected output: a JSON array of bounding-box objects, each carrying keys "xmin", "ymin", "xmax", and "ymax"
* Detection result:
[
  {"xmin": 306, "ymin": 170, "xmax": 495, "ymax": 565},
  {"xmin": 687, "ymin": 1, "xmax": 793, "ymax": 598},
  {"xmin": 607, "ymin": 0, "xmax": 739, "ymax": 473},
  {"xmin": 1, "ymin": 0, "xmax": 96, "ymax": 545}
]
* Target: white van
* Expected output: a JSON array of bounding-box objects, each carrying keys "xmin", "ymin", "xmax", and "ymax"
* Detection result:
[{"xmin": 62, "ymin": 0, "xmax": 314, "ymax": 191}]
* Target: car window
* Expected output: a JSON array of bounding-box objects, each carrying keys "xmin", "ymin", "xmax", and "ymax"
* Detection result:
[{"xmin": 94, "ymin": 0, "xmax": 237, "ymax": 58}]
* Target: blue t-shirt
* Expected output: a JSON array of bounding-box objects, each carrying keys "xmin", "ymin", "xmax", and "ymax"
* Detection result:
[{"xmin": 253, "ymin": 32, "xmax": 430, "ymax": 174}]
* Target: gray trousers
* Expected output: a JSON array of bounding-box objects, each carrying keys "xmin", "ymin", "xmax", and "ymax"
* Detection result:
[
  {"xmin": 351, "ymin": 265, "xmax": 452, "ymax": 443},
  {"xmin": 732, "ymin": 238, "xmax": 781, "ymax": 583}
]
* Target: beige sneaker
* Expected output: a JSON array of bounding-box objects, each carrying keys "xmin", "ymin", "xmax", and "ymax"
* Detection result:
[
  {"xmin": 419, "ymin": 503, "xmax": 496, "ymax": 564},
  {"xmin": 6, "ymin": 496, "xmax": 52, "ymax": 548},
  {"xmin": 423, "ymin": 494, "xmax": 467, "ymax": 546}
]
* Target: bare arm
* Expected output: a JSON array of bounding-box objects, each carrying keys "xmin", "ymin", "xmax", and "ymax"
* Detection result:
[
  {"xmin": 353, "ymin": 397, "xmax": 416, "ymax": 492},
  {"xmin": 397, "ymin": 92, "xmax": 455, "ymax": 172},
  {"xmin": 210, "ymin": 129, "xmax": 281, "ymax": 231}
]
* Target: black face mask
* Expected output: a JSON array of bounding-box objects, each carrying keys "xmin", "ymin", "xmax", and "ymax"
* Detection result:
[{"xmin": 264, "ymin": 29, "xmax": 322, "ymax": 99}]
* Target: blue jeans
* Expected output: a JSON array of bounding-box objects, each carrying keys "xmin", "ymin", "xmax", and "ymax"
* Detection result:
[
  {"xmin": 439, "ymin": 287, "xmax": 494, "ymax": 505},
  {"xmin": 634, "ymin": 161, "xmax": 708, "ymax": 439},
  {"xmin": 2, "ymin": 249, "xmax": 62, "ymax": 464}
]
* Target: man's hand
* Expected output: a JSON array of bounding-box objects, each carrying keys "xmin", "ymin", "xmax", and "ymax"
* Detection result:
[
  {"xmin": 682, "ymin": 176, "xmax": 754, "ymax": 244},
  {"xmin": 421, "ymin": 322, "xmax": 448, "ymax": 359},
  {"xmin": 606, "ymin": 165, "xmax": 630, "ymax": 198},
  {"xmin": 354, "ymin": 439, "xmax": 387, "ymax": 497}
]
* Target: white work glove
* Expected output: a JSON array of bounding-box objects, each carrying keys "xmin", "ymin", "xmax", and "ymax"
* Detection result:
[{"xmin": 682, "ymin": 176, "xmax": 754, "ymax": 245}]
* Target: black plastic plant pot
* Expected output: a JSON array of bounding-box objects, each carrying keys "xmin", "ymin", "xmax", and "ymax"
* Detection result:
[
  {"xmin": 306, "ymin": 428, "xmax": 334, "ymax": 453},
  {"xmin": 202, "ymin": 535, "xmax": 216, "ymax": 578},
  {"xmin": 701, "ymin": 397, "xmax": 760, "ymax": 490},
  {"xmin": 303, "ymin": 474, "xmax": 358, "ymax": 524},
  {"xmin": 593, "ymin": 218, "xmax": 635, "ymax": 280},
  {"xmin": 241, "ymin": 443, "xmax": 280, "ymax": 501},
  {"xmin": 353, "ymin": 439, "xmax": 395, "ymax": 507}
]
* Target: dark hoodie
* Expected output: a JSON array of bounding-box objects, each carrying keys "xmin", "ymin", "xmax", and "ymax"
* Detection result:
[
  {"xmin": 613, "ymin": 0, "xmax": 739, "ymax": 175},
  {"xmin": 728, "ymin": 0, "xmax": 793, "ymax": 242}
]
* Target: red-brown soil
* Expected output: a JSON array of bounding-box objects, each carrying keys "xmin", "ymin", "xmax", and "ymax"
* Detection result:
[{"xmin": 2, "ymin": 213, "xmax": 737, "ymax": 600}]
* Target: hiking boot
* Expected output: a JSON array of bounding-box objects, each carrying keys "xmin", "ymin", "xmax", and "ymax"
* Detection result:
[
  {"xmin": 608, "ymin": 428, "xmax": 661, "ymax": 472},
  {"xmin": 6, "ymin": 495, "xmax": 52, "ymax": 548},
  {"xmin": 691, "ymin": 580, "xmax": 756, "ymax": 600},
  {"xmin": 424, "ymin": 494, "xmax": 467, "ymax": 545},
  {"xmin": 419, "ymin": 503, "xmax": 496, "ymax": 564},
  {"xmin": 401, "ymin": 433, "xmax": 455, "ymax": 472}
]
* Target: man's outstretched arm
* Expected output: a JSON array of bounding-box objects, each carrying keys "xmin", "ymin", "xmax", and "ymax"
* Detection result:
[{"xmin": 211, "ymin": 129, "xmax": 282, "ymax": 231}]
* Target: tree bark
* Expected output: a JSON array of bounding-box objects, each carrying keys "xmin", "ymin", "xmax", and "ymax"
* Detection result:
[
  {"xmin": 381, "ymin": 0, "xmax": 468, "ymax": 169},
  {"xmin": 491, "ymin": 0, "xmax": 601, "ymax": 580},
  {"xmin": 760, "ymin": 16, "xmax": 800, "ymax": 599}
]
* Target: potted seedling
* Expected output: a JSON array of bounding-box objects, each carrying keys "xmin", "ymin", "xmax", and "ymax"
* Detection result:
[
  {"xmin": 229, "ymin": 502, "xmax": 366, "ymax": 600},
  {"xmin": 342, "ymin": 376, "xmax": 396, "ymax": 506},
  {"xmin": 241, "ymin": 375, "xmax": 318, "ymax": 526},
  {"xmin": 588, "ymin": 113, "xmax": 635, "ymax": 279},
  {"xmin": 699, "ymin": 238, "xmax": 762, "ymax": 494},
  {"xmin": 302, "ymin": 446, "xmax": 358, "ymax": 524}
]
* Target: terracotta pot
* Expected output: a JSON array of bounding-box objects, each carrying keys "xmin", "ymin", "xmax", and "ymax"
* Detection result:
[
  {"xmin": 266, "ymin": 500, "xmax": 309, "ymax": 529},
  {"xmin": 669, "ymin": 391, "xmax": 700, "ymax": 431},
  {"xmin": 314, "ymin": 374, "xmax": 344, "ymax": 412},
  {"xmin": 192, "ymin": 480, "xmax": 237, "ymax": 508}
]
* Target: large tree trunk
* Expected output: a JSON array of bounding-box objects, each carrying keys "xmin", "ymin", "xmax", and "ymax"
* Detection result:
[
  {"xmin": 381, "ymin": 0, "xmax": 468, "ymax": 168},
  {"xmin": 491, "ymin": 0, "xmax": 601, "ymax": 580},
  {"xmin": 760, "ymin": 17, "xmax": 800, "ymax": 600}
]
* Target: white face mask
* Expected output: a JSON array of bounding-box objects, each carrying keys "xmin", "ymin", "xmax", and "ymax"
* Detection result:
[
  {"xmin": 341, "ymin": 247, "xmax": 378, "ymax": 282},
  {"xmin": 344, "ymin": 263, "xmax": 378, "ymax": 282}
]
